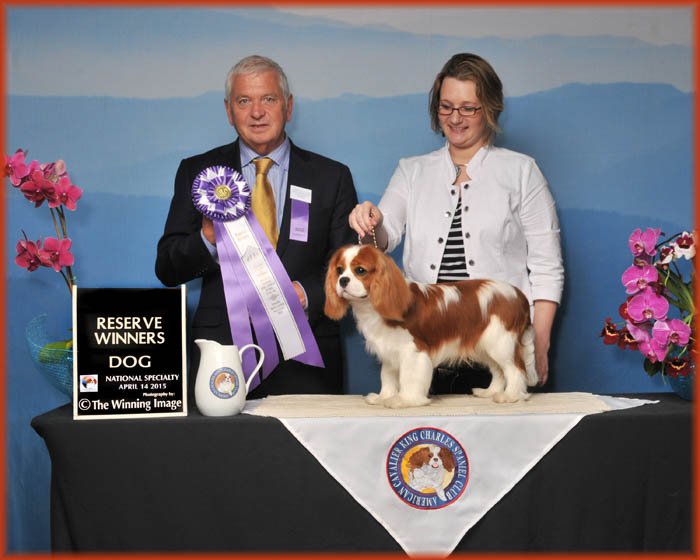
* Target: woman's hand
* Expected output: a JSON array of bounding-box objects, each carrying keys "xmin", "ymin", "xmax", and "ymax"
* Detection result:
[
  {"xmin": 349, "ymin": 201, "xmax": 383, "ymax": 238},
  {"xmin": 533, "ymin": 300, "xmax": 558, "ymax": 386}
]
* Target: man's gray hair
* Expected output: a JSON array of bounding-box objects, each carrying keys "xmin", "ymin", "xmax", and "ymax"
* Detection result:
[{"xmin": 225, "ymin": 55, "xmax": 291, "ymax": 103}]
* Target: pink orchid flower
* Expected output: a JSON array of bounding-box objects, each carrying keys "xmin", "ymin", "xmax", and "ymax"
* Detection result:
[
  {"xmin": 15, "ymin": 237, "xmax": 43, "ymax": 272},
  {"xmin": 38, "ymin": 237, "xmax": 74, "ymax": 272},
  {"xmin": 626, "ymin": 288, "xmax": 669, "ymax": 322},
  {"xmin": 652, "ymin": 318, "xmax": 692, "ymax": 347},
  {"xmin": 674, "ymin": 231, "xmax": 696, "ymax": 260},
  {"xmin": 50, "ymin": 176, "xmax": 83, "ymax": 211},
  {"xmin": 20, "ymin": 169, "xmax": 57, "ymax": 208},
  {"xmin": 628, "ymin": 227, "xmax": 661, "ymax": 257},
  {"xmin": 621, "ymin": 264, "xmax": 658, "ymax": 294},
  {"xmin": 626, "ymin": 322, "xmax": 668, "ymax": 362},
  {"xmin": 4, "ymin": 150, "xmax": 31, "ymax": 186}
]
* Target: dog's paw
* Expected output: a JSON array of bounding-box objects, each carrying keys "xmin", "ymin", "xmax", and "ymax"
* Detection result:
[
  {"xmin": 472, "ymin": 387, "xmax": 497, "ymax": 399},
  {"xmin": 493, "ymin": 391, "xmax": 530, "ymax": 404},
  {"xmin": 365, "ymin": 392, "xmax": 384, "ymax": 405},
  {"xmin": 384, "ymin": 395, "xmax": 431, "ymax": 409}
]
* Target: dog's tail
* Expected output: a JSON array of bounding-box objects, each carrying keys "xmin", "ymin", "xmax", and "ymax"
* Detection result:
[{"xmin": 520, "ymin": 325, "xmax": 538, "ymax": 387}]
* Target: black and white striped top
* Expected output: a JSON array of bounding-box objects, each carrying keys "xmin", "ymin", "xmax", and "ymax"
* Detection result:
[{"xmin": 437, "ymin": 196, "xmax": 469, "ymax": 282}]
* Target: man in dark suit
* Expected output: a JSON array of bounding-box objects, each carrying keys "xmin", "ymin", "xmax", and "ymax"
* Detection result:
[{"xmin": 156, "ymin": 55, "xmax": 358, "ymax": 400}]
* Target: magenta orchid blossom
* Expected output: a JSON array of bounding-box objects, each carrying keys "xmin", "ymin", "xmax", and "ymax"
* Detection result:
[
  {"xmin": 5, "ymin": 149, "xmax": 82, "ymax": 294},
  {"xmin": 4, "ymin": 149, "xmax": 33, "ymax": 186},
  {"xmin": 51, "ymin": 176, "xmax": 83, "ymax": 211},
  {"xmin": 627, "ymin": 322, "xmax": 668, "ymax": 363},
  {"xmin": 15, "ymin": 236, "xmax": 43, "ymax": 272},
  {"xmin": 602, "ymin": 227, "xmax": 695, "ymax": 379},
  {"xmin": 626, "ymin": 289, "xmax": 669, "ymax": 322},
  {"xmin": 652, "ymin": 319, "xmax": 691, "ymax": 347},
  {"xmin": 628, "ymin": 227, "xmax": 661, "ymax": 257},
  {"xmin": 38, "ymin": 237, "xmax": 75, "ymax": 272},
  {"xmin": 20, "ymin": 169, "xmax": 56, "ymax": 208},
  {"xmin": 621, "ymin": 264, "xmax": 658, "ymax": 294}
]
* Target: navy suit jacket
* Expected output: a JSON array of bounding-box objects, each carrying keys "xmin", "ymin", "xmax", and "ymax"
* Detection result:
[{"xmin": 156, "ymin": 139, "xmax": 358, "ymax": 395}]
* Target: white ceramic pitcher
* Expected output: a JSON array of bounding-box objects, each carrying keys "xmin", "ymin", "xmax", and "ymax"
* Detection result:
[{"xmin": 194, "ymin": 339, "xmax": 265, "ymax": 416}]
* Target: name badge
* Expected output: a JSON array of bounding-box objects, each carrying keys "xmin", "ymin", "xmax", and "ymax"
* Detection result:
[{"xmin": 290, "ymin": 185, "xmax": 311, "ymax": 242}]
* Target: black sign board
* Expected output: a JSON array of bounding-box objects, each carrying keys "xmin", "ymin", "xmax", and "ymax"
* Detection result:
[{"xmin": 72, "ymin": 287, "xmax": 187, "ymax": 419}]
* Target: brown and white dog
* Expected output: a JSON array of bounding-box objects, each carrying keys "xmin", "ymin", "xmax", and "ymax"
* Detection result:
[
  {"xmin": 407, "ymin": 445, "xmax": 455, "ymax": 500},
  {"xmin": 324, "ymin": 244, "xmax": 537, "ymax": 408}
]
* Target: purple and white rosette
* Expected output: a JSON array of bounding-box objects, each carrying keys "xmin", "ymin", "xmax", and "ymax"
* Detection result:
[
  {"xmin": 192, "ymin": 166, "xmax": 323, "ymax": 390},
  {"xmin": 192, "ymin": 166, "xmax": 251, "ymax": 222}
]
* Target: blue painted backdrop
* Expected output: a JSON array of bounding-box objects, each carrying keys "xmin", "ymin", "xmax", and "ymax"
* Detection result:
[{"xmin": 5, "ymin": 7, "xmax": 693, "ymax": 551}]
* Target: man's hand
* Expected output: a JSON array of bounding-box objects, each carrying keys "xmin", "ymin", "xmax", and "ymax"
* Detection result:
[
  {"xmin": 202, "ymin": 217, "xmax": 215, "ymax": 245},
  {"xmin": 292, "ymin": 281, "xmax": 307, "ymax": 309}
]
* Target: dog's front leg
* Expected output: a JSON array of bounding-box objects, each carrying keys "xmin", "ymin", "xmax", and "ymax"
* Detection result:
[
  {"xmin": 365, "ymin": 363, "xmax": 400, "ymax": 405},
  {"xmin": 384, "ymin": 351, "xmax": 432, "ymax": 408}
]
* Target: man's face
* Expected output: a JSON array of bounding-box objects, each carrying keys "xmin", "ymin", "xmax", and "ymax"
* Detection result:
[{"xmin": 225, "ymin": 70, "xmax": 294, "ymax": 155}]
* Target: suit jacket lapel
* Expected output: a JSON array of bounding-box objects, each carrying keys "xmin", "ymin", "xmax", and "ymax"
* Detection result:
[{"xmin": 229, "ymin": 140, "xmax": 243, "ymax": 173}]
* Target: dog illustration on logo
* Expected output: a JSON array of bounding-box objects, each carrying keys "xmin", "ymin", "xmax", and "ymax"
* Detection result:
[
  {"xmin": 407, "ymin": 444, "xmax": 456, "ymax": 501},
  {"xmin": 215, "ymin": 372, "xmax": 236, "ymax": 396}
]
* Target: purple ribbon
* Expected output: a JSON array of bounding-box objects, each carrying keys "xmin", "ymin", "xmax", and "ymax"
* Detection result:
[
  {"xmin": 290, "ymin": 199, "xmax": 309, "ymax": 242},
  {"xmin": 192, "ymin": 166, "xmax": 324, "ymax": 390}
]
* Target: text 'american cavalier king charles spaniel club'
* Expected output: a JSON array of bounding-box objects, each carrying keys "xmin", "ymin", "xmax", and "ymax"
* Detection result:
[{"xmin": 324, "ymin": 245, "xmax": 537, "ymax": 408}]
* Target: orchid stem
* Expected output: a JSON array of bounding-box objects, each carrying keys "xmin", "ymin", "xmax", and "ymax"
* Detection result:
[{"xmin": 49, "ymin": 207, "xmax": 61, "ymax": 239}]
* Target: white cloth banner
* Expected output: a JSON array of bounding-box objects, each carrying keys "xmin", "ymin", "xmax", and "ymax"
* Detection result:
[{"xmin": 245, "ymin": 394, "xmax": 655, "ymax": 556}]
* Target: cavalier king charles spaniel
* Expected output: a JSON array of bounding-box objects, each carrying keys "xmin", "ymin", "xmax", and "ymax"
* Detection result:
[
  {"xmin": 324, "ymin": 245, "xmax": 537, "ymax": 408},
  {"xmin": 407, "ymin": 445, "xmax": 455, "ymax": 500}
]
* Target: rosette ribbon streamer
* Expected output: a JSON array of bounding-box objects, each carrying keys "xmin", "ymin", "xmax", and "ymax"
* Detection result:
[{"xmin": 192, "ymin": 166, "xmax": 323, "ymax": 390}]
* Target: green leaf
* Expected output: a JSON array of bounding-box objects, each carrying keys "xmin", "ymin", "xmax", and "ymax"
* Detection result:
[
  {"xmin": 38, "ymin": 340, "xmax": 73, "ymax": 364},
  {"xmin": 643, "ymin": 358, "xmax": 661, "ymax": 377}
]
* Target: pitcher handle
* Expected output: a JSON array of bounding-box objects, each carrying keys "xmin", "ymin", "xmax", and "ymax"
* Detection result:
[{"xmin": 239, "ymin": 343, "xmax": 265, "ymax": 392}]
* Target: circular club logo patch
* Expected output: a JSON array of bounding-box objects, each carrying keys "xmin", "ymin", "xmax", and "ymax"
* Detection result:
[
  {"xmin": 386, "ymin": 427, "xmax": 469, "ymax": 509},
  {"xmin": 209, "ymin": 367, "xmax": 240, "ymax": 399}
]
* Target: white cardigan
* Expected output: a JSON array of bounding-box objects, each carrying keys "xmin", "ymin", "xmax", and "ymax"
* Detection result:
[{"xmin": 379, "ymin": 144, "xmax": 564, "ymax": 304}]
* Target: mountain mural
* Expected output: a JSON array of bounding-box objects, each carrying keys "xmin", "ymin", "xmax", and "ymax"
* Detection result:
[
  {"xmin": 7, "ymin": 9, "xmax": 691, "ymax": 99},
  {"xmin": 7, "ymin": 82, "xmax": 692, "ymax": 394},
  {"xmin": 5, "ymin": 81, "xmax": 692, "ymax": 553}
]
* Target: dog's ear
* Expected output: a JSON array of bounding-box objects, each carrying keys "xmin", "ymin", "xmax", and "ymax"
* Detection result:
[
  {"xmin": 324, "ymin": 249, "xmax": 349, "ymax": 320},
  {"xmin": 439, "ymin": 447, "xmax": 455, "ymax": 472},
  {"xmin": 369, "ymin": 249, "xmax": 412, "ymax": 321},
  {"xmin": 408, "ymin": 447, "xmax": 431, "ymax": 468}
]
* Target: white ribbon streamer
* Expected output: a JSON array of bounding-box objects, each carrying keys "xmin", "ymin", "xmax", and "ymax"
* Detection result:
[{"xmin": 224, "ymin": 218, "xmax": 305, "ymax": 360}]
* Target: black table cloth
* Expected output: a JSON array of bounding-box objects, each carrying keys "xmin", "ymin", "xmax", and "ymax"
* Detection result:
[{"xmin": 31, "ymin": 393, "xmax": 691, "ymax": 552}]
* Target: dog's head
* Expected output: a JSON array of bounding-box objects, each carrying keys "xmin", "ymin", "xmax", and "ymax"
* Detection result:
[
  {"xmin": 324, "ymin": 244, "xmax": 412, "ymax": 321},
  {"xmin": 408, "ymin": 446, "xmax": 433, "ymax": 470},
  {"xmin": 408, "ymin": 445, "xmax": 455, "ymax": 472}
]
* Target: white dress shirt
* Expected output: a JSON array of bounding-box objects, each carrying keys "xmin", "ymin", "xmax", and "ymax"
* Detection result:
[{"xmin": 379, "ymin": 143, "xmax": 564, "ymax": 304}]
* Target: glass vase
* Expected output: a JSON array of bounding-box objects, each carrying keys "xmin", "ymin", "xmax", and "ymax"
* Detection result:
[{"xmin": 25, "ymin": 314, "xmax": 73, "ymax": 396}]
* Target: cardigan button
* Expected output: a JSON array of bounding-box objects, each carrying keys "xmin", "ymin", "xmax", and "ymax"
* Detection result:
[
  {"xmin": 438, "ymin": 237, "xmax": 444, "ymax": 244},
  {"xmin": 445, "ymin": 211, "xmax": 452, "ymax": 218},
  {"xmin": 465, "ymin": 232, "xmax": 471, "ymax": 239},
  {"xmin": 464, "ymin": 184, "xmax": 470, "ymax": 189},
  {"xmin": 468, "ymin": 260, "xmax": 475, "ymax": 266},
  {"xmin": 464, "ymin": 206, "xmax": 469, "ymax": 212},
  {"xmin": 430, "ymin": 264, "xmax": 436, "ymax": 270},
  {"xmin": 451, "ymin": 189, "xmax": 456, "ymax": 195}
]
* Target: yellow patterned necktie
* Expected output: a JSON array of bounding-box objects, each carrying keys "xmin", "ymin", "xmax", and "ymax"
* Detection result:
[{"xmin": 252, "ymin": 157, "xmax": 278, "ymax": 248}]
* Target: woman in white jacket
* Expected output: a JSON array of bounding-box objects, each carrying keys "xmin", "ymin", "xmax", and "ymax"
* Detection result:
[{"xmin": 349, "ymin": 53, "xmax": 564, "ymax": 389}]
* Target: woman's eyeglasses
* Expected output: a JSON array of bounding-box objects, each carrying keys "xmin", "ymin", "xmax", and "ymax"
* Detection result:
[{"xmin": 438, "ymin": 104, "xmax": 482, "ymax": 117}]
